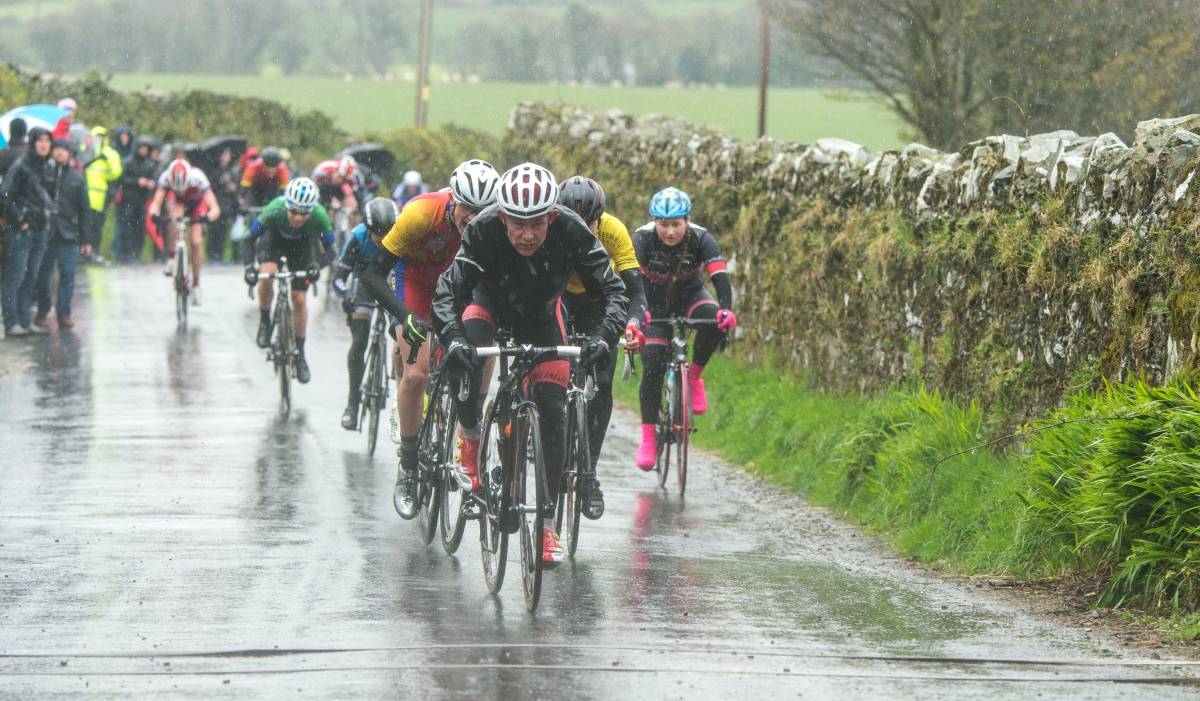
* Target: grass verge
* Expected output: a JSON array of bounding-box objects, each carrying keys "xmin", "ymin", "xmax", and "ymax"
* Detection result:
[{"xmin": 614, "ymin": 353, "xmax": 1200, "ymax": 638}]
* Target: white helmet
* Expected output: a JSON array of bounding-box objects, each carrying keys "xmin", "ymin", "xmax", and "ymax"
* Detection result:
[
  {"xmin": 403, "ymin": 170, "xmax": 422, "ymax": 186},
  {"xmin": 335, "ymin": 155, "xmax": 358, "ymax": 180},
  {"xmin": 448, "ymin": 159, "xmax": 500, "ymax": 209},
  {"xmin": 497, "ymin": 163, "xmax": 558, "ymax": 218},
  {"xmin": 285, "ymin": 177, "xmax": 320, "ymax": 213},
  {"xmin": 166, "ymin": 158, "xmax": 192, "ymax": 193}
]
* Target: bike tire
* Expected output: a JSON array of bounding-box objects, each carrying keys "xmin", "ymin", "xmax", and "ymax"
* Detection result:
[
  {"xmin": 276, "ymin": 301, "xmax": 292, "ymax": 418},
  {"xmin": 365, "ymin": 339, "xmax": 383, "ymax": 457},
  {"xmin": 416, "ymin": 430, "xmax": 442, "ymax": 546},
  {"xmin": 478, "ymin": 398, "xmax": 507, "ymax": 594},
  {"xmin": 676, "ymin": 364, "xmax": 690, "ymax": 498},
  {"xmin": 657, "ymin": 370, "xmax": 673, "ymax": 489},
  {"xmin": 438, "ymin": 381, "xmax": 467, "ymax": 555},
  {"xmin": 175, "ymin": 247, "xmax": 188, "ymax": 327},
  {"xmin": 516, "ymin": 404, "xmax": 546, "ymax": 613},
  {"xmin": 557, "ymin": 398, "xmax": 586, "ymax": 559}
]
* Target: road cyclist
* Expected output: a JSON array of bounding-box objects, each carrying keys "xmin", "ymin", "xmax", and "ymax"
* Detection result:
[
  {"xmin": 147, "ymin": 158, "xmax": 221, "ymax": 306},
  {"xmin": 243, "ymin": 177, "xmax": 333, "ymax": 386},
  {"xmin": 360, "ymin": 159, "xmax": 501, "ymax": 513},
  {"xmin": 632, "ymin": 187, "xmax": 737, "ymax": 472}
]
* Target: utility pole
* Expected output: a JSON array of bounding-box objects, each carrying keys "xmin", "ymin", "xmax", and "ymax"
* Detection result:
[
  {"xmin": 414, "ymin": 0, "xmax": 434, "ymax": 129},
  {"xmin": 757, "ymin": 0, "xmax": 770, "ymax": 138}
]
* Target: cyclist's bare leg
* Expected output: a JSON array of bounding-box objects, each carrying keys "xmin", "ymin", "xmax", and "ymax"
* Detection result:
[
  {"xmin": 256, "ymin": 261, "xmax": 278, "ymax": 313},
  {"xmin": 291, "ymin": 290, "xmax": 308, "ymax": 339},
  {"xmin": 393, "ymin": 335, "xmax": 430, "ymax": 436},
  {"xmin": 188, "ymin": 222, "xmax": 204, "ymax": 286}
]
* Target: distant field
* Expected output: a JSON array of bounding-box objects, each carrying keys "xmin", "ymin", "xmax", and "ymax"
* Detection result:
[{"xmin": 109, "ymin": 73, "xmax": 905, "ymax": 150}]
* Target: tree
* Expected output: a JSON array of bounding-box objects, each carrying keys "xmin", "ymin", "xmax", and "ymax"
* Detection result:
[{"xmin": 564, "ymin": 4, "xmax": 601, "ymax": 82}]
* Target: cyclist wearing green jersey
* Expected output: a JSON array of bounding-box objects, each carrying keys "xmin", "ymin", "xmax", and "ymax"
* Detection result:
[{"xmin": 243, "ymin": 177, "xmax": 334, "ymax": 384}]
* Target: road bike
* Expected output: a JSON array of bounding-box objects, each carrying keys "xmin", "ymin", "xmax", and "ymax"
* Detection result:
[
  {"xmin": 473, "ymin": 340, "xmax": 581, "ymax": 612},
  {"xmin": 554, "ymin": 335, "xmax": 601, "ymax": 560},
  {"xmin": 258, "ymin": 257, "xmax": 310, "ymax": 418},
  {"xmin": 648, "ymin": 316, "xmax": 720, "ymax": 498},
  {"xmin": 157, "ymin": 215, "xmax": 201, "ymax": 327},
  {"xmin": 356, "ymin": 300, "xmax": 390, "ymax": 457}
]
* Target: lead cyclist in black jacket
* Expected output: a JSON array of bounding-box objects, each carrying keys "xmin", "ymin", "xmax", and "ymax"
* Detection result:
[{"xmin": 369, "ymin": 162, "xmax": 628, "ymax": 565}]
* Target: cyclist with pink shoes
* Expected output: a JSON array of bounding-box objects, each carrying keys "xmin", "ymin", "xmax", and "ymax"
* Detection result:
[{"xmin": 632, "ymin": 187, "xmax": 736, "ymax": 470}]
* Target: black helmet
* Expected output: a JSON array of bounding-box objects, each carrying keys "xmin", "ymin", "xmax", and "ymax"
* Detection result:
[
  {"xmin": 261, "ymin": 147, "xmax": 283, "ymax": 167},
  {"xmin": 364, "ymin": 197, "xmax": 398, "ymax": 236},
  {"xmin": 557, "ymin": 175, "xmax": 606, "ymax": 224}
]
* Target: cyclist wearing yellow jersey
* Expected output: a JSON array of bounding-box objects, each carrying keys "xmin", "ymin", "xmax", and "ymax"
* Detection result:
[
  {"xmin": 360, "ymin": 159, "xmax": 501, "ymax": 513},
  {"xmin": 558, "ymin": 176, "xmax": 647, "ymax": 520}
]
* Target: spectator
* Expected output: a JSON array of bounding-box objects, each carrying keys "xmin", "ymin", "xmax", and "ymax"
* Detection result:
[
  {"xmin": 0, "ymin": 118, "xmax": 28, "ymax": 177},
  {"xmin": 112, "ymin": 126, "xmax": 133, "ymax": 160},
  {"xmin": 34, "ymin": 140, "xmax": 89, "ymax": 329},
  {"xmin": 0, "ymin": 127, "xmax": 54, "ymax": 337},
  {"xmin": 209, "ymin": 148, "xmax": 240, "ymax": 261},
  {"xmin": 83, "ymin": 126, "xmax": 123, "ymax": 264},
  {"xmin": 391, "ymin": 169, "xmax": 428, "ymax": 207},
  {"xmin": 115, "ymin": 136, "xmax": 157, "ymax": 263},
  {"xmin": 52, "ymin": 98, "xmax": 77, "ymax": 141}
]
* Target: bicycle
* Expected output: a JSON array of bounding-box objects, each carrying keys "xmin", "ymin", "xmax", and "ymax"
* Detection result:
[
  {"xmin": 554, "ymin": 335, "xmax": 601, "ymax": 560},
  {"xmin": 393, "ymin": 334, "xmax": 450, "ymax": 550},
  {"xmin": 257, "ymin": 257, "xmax": 311, "ymax": 418},
  {"xmin": 156, "ymin": 215, "xmax": 200, "ymax": 327},
  {"xmin": 356, "ymin": 300, "xmax": 390, "ymax": 457},
  {"xmin": 647, "ymin": 316, "xmax": 720, "ymax": 497},
  {"xmin": 472, "ymin": 340, "xmax": 581, "ymax": 612}
]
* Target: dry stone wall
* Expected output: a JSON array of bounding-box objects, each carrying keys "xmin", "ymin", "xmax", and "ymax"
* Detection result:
[{"xmin": 505, "ymin": 104, "xmax": 1200, "ymax": 420}]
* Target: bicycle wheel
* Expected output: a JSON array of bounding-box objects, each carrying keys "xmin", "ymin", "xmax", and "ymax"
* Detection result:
[
  {"xmin": 276, "ymin": 302, "xmax": 292, "ymax": 418},
  {"xmin": 516, "ymin": 404, "xmax": 546, "ymax": 612},
  {"xmin": 675, "ymin": 363, "xmax": 690, "ymax": 497},
  {"xmin": 174, "ymin": 248, "xmax": 188, "ymax": 327},
  {"xmin": 437, "ymin": 379, "xmax": 467, "ymax": 555},
  {"xmin": 478, "ymin": 399, "xmax": 507, "ymax": 594},
  {"xmin": 365, "ymin": 338, "xmax": 384, "ymax": 457},
  {"xmin": 416, "ymin": 430, "xmax": 442, "ymax": 546},
  {"xmin": 556, "ymin": 397, "xmax": 586, "ymax": 559},
  {"xmin": 656, "ymin": 369, "xmax": 673, "ymax": 489}
]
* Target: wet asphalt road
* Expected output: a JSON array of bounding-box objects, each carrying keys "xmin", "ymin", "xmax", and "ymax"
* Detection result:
[{"xmin": 2, "ymin": 266, "xmax": 1199, "ymax": 699}]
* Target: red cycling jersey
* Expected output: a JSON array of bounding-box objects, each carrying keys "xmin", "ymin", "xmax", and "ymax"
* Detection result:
[{"xmin": 240, "ymin": 159, "xmax": 289, "ymax": 196}]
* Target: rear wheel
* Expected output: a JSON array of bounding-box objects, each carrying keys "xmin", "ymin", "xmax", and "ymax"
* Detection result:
[
  {"xmin": 478, "ymin": 399, "xmax": 507, "ymax": 594},
  {"xmin": 516, "ymin": 405, "xmax": 546, "ymax": 612},
  {"xmin": 437, "ymin": 379, "xmax": 467, "ymax": 555}
]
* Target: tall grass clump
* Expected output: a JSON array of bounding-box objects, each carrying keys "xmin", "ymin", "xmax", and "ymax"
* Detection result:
[{"xmin": 1024, "ymin": 380, "xmax": 1200, "ymax": 611}]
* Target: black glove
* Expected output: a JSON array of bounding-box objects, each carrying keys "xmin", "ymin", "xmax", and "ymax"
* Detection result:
[
  {"xmin": 306, "ymin": 263, "xmax": 321, "ymax": 282},
  {"xmin": 444, "ymin": 337, "xmax": 479, "ymax": 374},
  {"xmin": 580, "ymin": 336, "xmax": 610, "ymax": 369},
  {"xmin": 243, "ymin": 265, "xmax": 258, "ymax": 287},
  {"xmin": 341, "ymin": 295, "xmax": 355, "ymax": 316},
  {"xmin": 400, "ymin": 312, "xmax": 429, "ymax": 346}
]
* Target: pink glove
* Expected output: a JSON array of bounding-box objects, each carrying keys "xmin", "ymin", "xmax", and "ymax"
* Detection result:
[
  {"xmin": 624, "ymin": 322, "xmax": 646, "ymax": 351},
  {"xmin": 716, "ymin": 309, "xmax": 737, "ymax": 332}
]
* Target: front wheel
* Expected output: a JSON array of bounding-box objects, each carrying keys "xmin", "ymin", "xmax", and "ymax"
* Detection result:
[
  {"xmin": 275, "ymin": 300, "xmax": 293, "ymax": 418},
  {"xmin": 556, "ymin": 398, "xmax": 587, "ymax": 559},
  {"xmin": 675, "ymin": 364, "xmax": 690, "ymax": 497},
  {"xmin": 436, "ymin": 380, "xmax": 467, "ymax": 555},
  {"xmin": 364, "ymin": 337, "xmax": 385, "ymax": 457},
  {"xmin": 174, "ymin": 247, "xmax": 189, "ymax": 327},
  {"xmin": 656, "ymin": 370, "xmax": 673, "ymax": 489},
  {"xmin": 478, "ymin": 399, "xmax": 508, "ymax": 594},
  {"xmin": 515, "ymin": 404, "xmax": 546, "ymax": 613}
]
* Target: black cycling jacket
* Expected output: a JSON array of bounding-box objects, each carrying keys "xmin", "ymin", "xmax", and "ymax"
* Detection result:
[
  {"xmin": 632, "ymin": 221, "xmax": 733, "ymax": 311},
  {"xmin": 433, "ymin": 205, "xmax": 628, "ymax": 347}
]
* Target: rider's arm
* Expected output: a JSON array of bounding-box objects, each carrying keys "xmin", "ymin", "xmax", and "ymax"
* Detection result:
[
  {"xmin": 599, "ymin": 214, "xmax": 647, "ymax": 326},
  {"xmin": 574, "ymin": 234, "xmax": 629, "ymax": 348},
  {"xmin": 699, "ymin": 230, "xmax": 733, "ymax": 309},
  {"xmin": 203, "ymin": 190, "xmax": 220, "ymax": 221},
  {"xmin": 242, "ymin": 216, "xmax": 268, "ymax": 267},
  {"xmin": 147, "ymin": 187, "xmax": 166, "ymax": 217},
  {"xmin": 334, "ymin": 230, "xmax": 360, "ymax": 282}
]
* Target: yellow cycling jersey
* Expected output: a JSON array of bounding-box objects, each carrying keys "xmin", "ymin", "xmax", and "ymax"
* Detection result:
[{"xmin": 566, "ymin": 212, "xmax": 638, "ymax": 295}]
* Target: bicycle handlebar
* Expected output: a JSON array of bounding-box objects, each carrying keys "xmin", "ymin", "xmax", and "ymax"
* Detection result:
[
  {"xmin": 475, "ymin": 345, "xmax": 581, "ymax": 360},
  {"xmin": 257, "ymin": 270, "xmax": 312, "ymax": 281},
  {"xmin": 645, "ymin": 315, "xmax": 719, "ymax": 327}
]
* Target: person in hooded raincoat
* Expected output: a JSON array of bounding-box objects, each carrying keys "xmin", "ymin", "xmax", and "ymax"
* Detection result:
[
  {"xmin": 0, "ymin": 127, "xmax": 55, "ymax": 336},
  {"xmin": 83, "ymin": 125, "xmax": 122, "ymax": 262}
]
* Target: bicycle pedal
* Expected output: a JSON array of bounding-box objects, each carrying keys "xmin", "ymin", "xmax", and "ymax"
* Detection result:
[{"xmin": 462, "ymin": 502, "xmax": 481, "ymax": 520}]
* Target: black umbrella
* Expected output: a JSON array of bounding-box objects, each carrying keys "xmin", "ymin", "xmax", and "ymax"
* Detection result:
[
  {"xmin": 338, "ymin": 143, "xmax": 396, "ymax": 179},
  {"xmin": 194, "ymin": 135, "xmax": 248, "ymax": 170}
]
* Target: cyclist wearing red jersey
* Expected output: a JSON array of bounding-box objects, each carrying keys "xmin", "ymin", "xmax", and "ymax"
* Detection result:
[
  {"xmin": 632, "ymin": 187, "xmax": 736, "ymax": 469},
  {"xmin": 311, "ymin": 155, "xmax": 359, "ymax": 213},
  {"xmin": 148, "ymin": 159, "xmax": 220, "ymax": 304},
  {"xmin": 239, "ymin": 146, "xmax": 290, "ymax": 209},
  {"xmin": 360, "ymin": 159, "xmax": 501, "ymax": 512}
]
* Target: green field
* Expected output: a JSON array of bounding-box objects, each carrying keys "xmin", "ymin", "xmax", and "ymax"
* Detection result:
[{"xmin": 109, "ymin": 73, "xmax": 905, "ymax": 150}]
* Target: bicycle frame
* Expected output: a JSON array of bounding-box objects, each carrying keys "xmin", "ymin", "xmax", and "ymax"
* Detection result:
[
  {"xmin": 647, "ymin": 315, "xmax": 719, "ymax": 496},
  {"xmin": 258, "ymin": 257, "xmax": 309, "ymax": 416}
]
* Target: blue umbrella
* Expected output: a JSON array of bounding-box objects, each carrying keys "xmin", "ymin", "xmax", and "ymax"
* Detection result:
[{"xmin": 0, "ymin": 104, "xmax": 69, "ymax": 148}]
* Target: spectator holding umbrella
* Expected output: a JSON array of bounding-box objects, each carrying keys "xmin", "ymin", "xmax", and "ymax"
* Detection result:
[
  {"xmin": 0, "ymin": 118, "xmax": 28, "ymax": 177},
  {"xmin": 209, "ymin": 148, "xmax": 240, "ymax": 262},
  {"xmin": 34, "ymin": 139, "xmax": 89, "ymax": 329},
  {"xmin": 115, "ymin": 136, "xmax": 157, "ymax": 262},
  {"xmin": 82, "ymin": 126, "xmax": 122, "ymax": 263},
  {"xmin": 0, "ymin": 127, "xmax": 54, "ymax": 337}
]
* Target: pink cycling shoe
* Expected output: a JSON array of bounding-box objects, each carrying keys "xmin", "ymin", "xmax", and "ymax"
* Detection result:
[
  {"xmin": 689, "ymin": 363, "xmax": 708, "ymax": 415},
  {"xmin": 635, "ymin": 423, "xmax": 657, "ymax": 470}
]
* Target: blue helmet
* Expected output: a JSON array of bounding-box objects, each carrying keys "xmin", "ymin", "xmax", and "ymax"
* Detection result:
[{"xmin": 649, "ymin": 187, "xmax": 692, "ymax": 219}]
